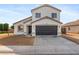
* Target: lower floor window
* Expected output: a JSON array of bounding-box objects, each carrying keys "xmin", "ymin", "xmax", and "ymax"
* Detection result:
[{"xmin": 18, "ymin": 25, "xmax": 24, "ymax": 32}]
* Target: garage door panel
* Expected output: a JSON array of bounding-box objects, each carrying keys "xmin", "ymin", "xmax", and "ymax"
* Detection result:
[{"xmin": 36, "ymin": 26, "xmax": 57, "ymax": 35}]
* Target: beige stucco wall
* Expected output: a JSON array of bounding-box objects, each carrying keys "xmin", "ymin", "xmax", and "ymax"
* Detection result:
[
  {"xmin": 32, "ymin": 6, "xmax": 60, "ymax": 22},
  {"xmin": 32, "ymin": 18, "xmax": 61, "ymax": 36},
  {"xmin": 66, "ymin": 26, "xmax": 79, "ymax": 33}
]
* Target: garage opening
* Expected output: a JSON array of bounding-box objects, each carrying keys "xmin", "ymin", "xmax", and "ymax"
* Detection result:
[{"xmin": 36, "ymin": 26, "xmax": 57, "ymax": 35}]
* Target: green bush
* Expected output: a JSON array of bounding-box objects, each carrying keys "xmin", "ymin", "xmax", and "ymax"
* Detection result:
[
  {"xmin": 4, "ymin": 23, "xmax": 9, "ymax": 31},
  {"xmin": 0, "ymin": 23, "xmax": 4, "ymax": 31},
  {"xmin": 0, "ymin": 23, "xmax": 9, "ymax": 32}
]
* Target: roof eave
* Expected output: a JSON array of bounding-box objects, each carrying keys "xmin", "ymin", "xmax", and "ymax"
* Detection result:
[{"xmin": 31, "ymin": 16, "xmax": 62, "ymax": 24}]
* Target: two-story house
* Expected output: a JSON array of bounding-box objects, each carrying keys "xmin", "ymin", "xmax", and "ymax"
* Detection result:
[{"xmin": 13, "ymin": 4, "xmax": 62, "ymax": 36}]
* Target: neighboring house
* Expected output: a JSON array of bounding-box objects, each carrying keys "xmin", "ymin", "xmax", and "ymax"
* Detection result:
[
  {"xmin": 13, "ymin": 4, "xmax": 62, "ymax": 36},
  {"xmin": 62, "ymin": 20, "xmax": 79, "ymax": 34}
]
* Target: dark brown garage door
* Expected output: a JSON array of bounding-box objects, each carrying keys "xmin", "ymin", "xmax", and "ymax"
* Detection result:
[{"xmin": 36, "ymin": 26, "xmax": 57, "ymax": 35}]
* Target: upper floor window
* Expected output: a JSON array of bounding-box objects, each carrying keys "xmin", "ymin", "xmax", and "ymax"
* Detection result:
[
  {"xmin": 35, "ymin": 13, "xmax": 41, "ymax": 18},
  {"xmin": 51, "ymin": 13, "xmax": 57, "ymax": 18}
]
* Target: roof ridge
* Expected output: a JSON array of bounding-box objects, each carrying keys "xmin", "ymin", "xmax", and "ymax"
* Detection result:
[{"xmin": 31, "ymin": 4, "xmax": 61, "ymax": 12}]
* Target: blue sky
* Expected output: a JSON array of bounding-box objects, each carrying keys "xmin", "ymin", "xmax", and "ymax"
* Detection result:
[{"xmin": 0, "ymin": 4, "xmax": 79, "ymax": 26}]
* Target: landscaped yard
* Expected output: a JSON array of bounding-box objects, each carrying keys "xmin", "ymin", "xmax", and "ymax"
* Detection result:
[{"xmin": 0, "ymin": 33, "xmax": 34, "ymax": 45}]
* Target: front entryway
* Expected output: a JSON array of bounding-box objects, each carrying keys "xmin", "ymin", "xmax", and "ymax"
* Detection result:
[
  {"xmin": 28, "ymin": 26, "xmax": 32, "ymax": 35},
  {"xmin": 36, "ymin": 26, "xmax": 57, "ymax": 35}
]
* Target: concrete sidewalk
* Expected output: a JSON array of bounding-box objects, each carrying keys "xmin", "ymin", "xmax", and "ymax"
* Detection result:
[
  {"xmin": 7, "ymin": 45, "xmax": 79, "ymax": 55},
  {"xmin": 0, "ymin": 45, "xmax": 16, "ymax": 55}
]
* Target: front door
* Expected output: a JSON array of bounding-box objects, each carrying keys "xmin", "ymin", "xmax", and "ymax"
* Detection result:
[{"xmin": 28, "ymin": 26, "xmax": 32, "ymax": 35}]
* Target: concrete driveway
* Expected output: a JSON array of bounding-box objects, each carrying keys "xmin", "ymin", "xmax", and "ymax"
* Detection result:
[
  {"xmin": 6, "ymin": 36, "xmax": 79, "ymax": 55},
  {"xmin": 34, "ymin": 36, "xmax": 78, "ymax": 46}
]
